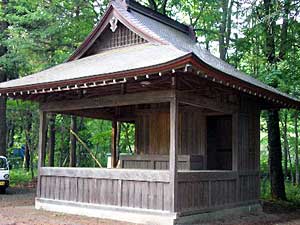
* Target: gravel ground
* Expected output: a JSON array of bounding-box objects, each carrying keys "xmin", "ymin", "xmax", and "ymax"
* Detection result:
[
  {"xmin": 0, "ymin": 187, "xmax": 137, "ymax": 225},
  {"xmin": 1, "ymin": 187, "xmax": 300, "ymax": 225}
]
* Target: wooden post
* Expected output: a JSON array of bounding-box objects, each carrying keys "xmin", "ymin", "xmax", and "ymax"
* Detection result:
[
  {"xmin": 111, "ymin": 119, "xmax": 118, "ymax": 168},
  {"xmin": 37, "ymin": 110, "xmax": 47, "ymax": 197},
  {"xmin": 232, "ymin": 113, "xmax": 239, "ymax": 171},
  {"xmin": 232, "ymin": 112, "xmax": 240, "ymax": 202},
  {"xmin": 169, "ymin": 97, "xmax": 178, "ymax": 212}
]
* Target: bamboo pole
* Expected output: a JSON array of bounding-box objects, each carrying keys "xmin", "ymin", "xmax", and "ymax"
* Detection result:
[{"xmin": 70, "ymin": 129, "xmax": 102, "ymax": 168}]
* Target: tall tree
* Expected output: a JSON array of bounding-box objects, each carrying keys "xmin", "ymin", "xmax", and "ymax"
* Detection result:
[
  {"xmin": 264, "ymin": 0, "xmax": 286, "ymax": 200},
  {"xmin": 0, "ymin": 0, "xmax": 8, "ymax": 156},
  {"xmin": 219, "ymin": 0, "xmax": 233, "ymax": 61},
  {"xmin": 281, "ymin": 110, "xmax": 289, "ymax": 179},
  {"xmin": 295, "ymin": 111, "xmax": 299, "ymax": 184}
]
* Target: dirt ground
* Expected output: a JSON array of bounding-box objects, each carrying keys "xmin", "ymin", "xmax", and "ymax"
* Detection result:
[{"xmin": 1, "ymin": 187, "xmax": 300, "ymax": 225}]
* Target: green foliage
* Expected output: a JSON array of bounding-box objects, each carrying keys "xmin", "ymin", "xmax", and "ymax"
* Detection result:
[
  {"xmin": 261, "ymin": 179, "xmax": 300, "ymax": 205},
  {"xmin": 9, "ymin": 168, "xmax": 37, "ymax": 187}
]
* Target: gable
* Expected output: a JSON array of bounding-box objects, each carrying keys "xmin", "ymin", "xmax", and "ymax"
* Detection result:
[{"xmin": 81, "ymin": 20, "xmax": 148, "ymax": 58}]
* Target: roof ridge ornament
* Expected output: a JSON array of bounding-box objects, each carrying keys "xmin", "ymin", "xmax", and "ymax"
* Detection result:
[{"xmin": 110, "ymin": 16, "xmax": 118, "ymax": 32}]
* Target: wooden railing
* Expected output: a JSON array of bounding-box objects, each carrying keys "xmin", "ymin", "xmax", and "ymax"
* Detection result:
[
  {"xmin": 37, "ymin": 168, "xmax": 259, "ymax": 214},
  {"xmin": 119, "ymin": 154, "xmax": 204, "ymax": 170},
  {"xmin": 38, "ymin": 167, "xmax": 171, "ymax": 211},
  {"xmin": 177, "ymin": 170, "xmax": 259, "ymax": 214}
]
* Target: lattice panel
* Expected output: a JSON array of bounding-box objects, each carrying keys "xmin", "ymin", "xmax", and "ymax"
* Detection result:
[{"xmin": 85, "ymin": 23, "xmax": 148, "ymax": 57}]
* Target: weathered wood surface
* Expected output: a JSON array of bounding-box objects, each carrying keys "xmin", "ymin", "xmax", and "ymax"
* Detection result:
[
  {"xmin": 39, "ymin": 167, "xmax": 171, "ymax": 211},
  {"xmin": 177, "ymin": 171, "xmax": 260, "ymax": 213},
  {"xmin": 136, "ymin": 107, "xmax": 206, "ymax": 156},
  {"xmin": 119, "ymin": 154, "xmax": 204, "ymax": 170},
  {"xmin": 85, "ymin": 23, "xmax": 147, "ymax": 55},
  {"xmin": 40, "ymin": 90, "xmax": 175, "ymax": 112},
  {"xmin": 176, "ymin": 91, "xmax": 238, "ymax": 113},
  {"xmin": 207, "ymin": 115, "xmax": 232, "ymax": 170},
  {"xmin": 37, "ymin": 111, "xmax": 47, "ymax": 198},
  {"xmin": 40, "ymin": 167, "xmax": 170, "ymax": 182},
  {"xmin": 169, "ymin": 98, "xmax": 179, "ymax": 212}
]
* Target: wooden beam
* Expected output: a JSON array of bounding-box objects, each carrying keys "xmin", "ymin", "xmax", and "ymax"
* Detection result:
[
  {"xmin": 169, "ymin": 96, "xmax": 178, "ymax": 212},
  {"xmin": 37, "ymin": 110, "xmax": 47, "ymax": 198},
  {"xmin": 177, "ymin": 91, "xmax": 238, "ymax": 113},
  {"xmin": 40, "ymin": 90, "xmax": 175, "ymax": 112}
]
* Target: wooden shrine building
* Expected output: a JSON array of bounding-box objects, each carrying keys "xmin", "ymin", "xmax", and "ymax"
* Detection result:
[{"xmin": 1, "ymin": 0, "xmax": 300, "ymax": 224}]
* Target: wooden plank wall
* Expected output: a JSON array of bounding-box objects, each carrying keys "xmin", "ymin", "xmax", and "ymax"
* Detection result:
[
  {"xmin": 176, "ymin": 171, "xmax": 259, "ymax": 213},
  {"xmin": 38, "ymin": 168, "xmax": 171, "ymax": 211},
  {"xmin": 119, "ymin": 155, "xmax": 204, "ymax": 170},
  {"xmin": 237, "ymin": 97, "xmax": 260, "ymax": 171},
  {"xmin": 176, "ymin": 97, "xmax": 261, "ymax": 213},
  {"xmin": 177, "ymin": 172, "xmax": 237, "ymax": 212},
  {"xmin": 136, "ymin": 109, "xmax": 206, "ymax": 156}
]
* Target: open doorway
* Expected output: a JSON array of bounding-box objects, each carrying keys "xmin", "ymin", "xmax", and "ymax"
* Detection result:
[{"xmin": 207, "ymin": 115, "xmax": 232, "ymax": 170}]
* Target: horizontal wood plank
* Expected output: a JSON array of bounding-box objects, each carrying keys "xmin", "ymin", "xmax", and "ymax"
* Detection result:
[
  {"xmin": 177, "ymin": 171, "xmax": 238, "ymax": 182},
  {"xmin": 40, "ymin": 167, "xmax": 170, "ymax": 182},
  {"xmin": 41, "ymin": 90, "xmax": 175, "ymax": 112},
  {"xmin": 177, "ymin": 91, "xmax": 238, "ymax": 113}
]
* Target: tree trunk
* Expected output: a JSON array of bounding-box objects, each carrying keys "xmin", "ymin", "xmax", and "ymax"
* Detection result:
[
  {"xmin": 267, "ymin": 110, "xmax": 287, "ymax": 200},
  {"xmin": 24, "ymin": 142, "xmax": 30, "ymax": 171},
  {"xmin": 8, "ymin": 122, "xmax": 14, "ymax": 148},
  {"xmin": 295, "ymin": 111, "xmax": 299, "ymax": 185},
  {"xmin": 0, "ymin": 97, "xmax": 6, "ymax": 156},
  {"xmin": 48, "ymin": 114, "xmax": 56, "ymax": 167},
  {"xmin": 24, "ymin": 111, "xmax": 32, "ymax": 172},
  {"xmin": 282, "ymin": 110, "xmax": 289, "ymax": 179},
  {"xmin": 288, "ymin": 146, "xmax": 295, "ymax": 183},
  {"xmin": 264, "ymin": 0, "xmax": 287, "ymax": 200},
  {"xmin": 0, "ymin": 0, "xmax": 8, "ymax": 156},
  {"xmin": 69, "ymin": 116, "xmax": 77, "ymax": 167},
  {"xmin": 219, "ymin": 0, "xmax": 228, "ymax": 60}
]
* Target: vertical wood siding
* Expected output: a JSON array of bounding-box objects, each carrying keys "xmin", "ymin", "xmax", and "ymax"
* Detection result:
[
  {"xmin": 177, "ymin": 171, "xmax": 259, "ymax": 213},
  {"xmin": 136, "ymin": 110, "xmax": 205, "ymax": 156},
  {"xmin": 39, "ymin": 168, "xmax": 171, "ymax": 211}
]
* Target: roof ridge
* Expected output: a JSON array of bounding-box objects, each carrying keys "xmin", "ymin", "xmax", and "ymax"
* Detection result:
[{"xmin": 118, "ymin": 0, "xmax": 195, "ymax": 40}]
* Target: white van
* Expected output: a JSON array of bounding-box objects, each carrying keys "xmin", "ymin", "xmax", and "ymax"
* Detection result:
[{"xmin": 0, "ymin": 156, "xmax": 9, "ymax": 194}]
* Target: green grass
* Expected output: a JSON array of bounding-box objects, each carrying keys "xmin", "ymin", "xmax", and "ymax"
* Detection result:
[
  {"xmin": 261, "ymin": 178, "xmax": 300, "ymax": 205},
  {"xmin": 9, "ymin": 168, "xmax": 37, "ymax": 187}
]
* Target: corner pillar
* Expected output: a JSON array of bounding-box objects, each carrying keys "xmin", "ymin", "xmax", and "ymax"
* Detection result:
[
  {"xmin": 37, "ymin": 110, "xmax": 47, "ymax": 197},
  {"xmin": 169, "ymin": 95, "xmax": 178, "ymax": 212}
]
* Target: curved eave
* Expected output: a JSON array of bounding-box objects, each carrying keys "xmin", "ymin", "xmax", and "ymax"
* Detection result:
[
  {"xmin": 189, "ymin": 53, "xmax": 300, "ymax": 109},
  {"xmin": 1, "ymin": 53, "xmax": 299, "ymax": 109},
  {"xmin": 0, "ymin": 54, "xmax": 193, "ymax": 97}
]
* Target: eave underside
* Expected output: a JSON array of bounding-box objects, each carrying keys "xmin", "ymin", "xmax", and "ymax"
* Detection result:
[{"xmin": 1, "ymin": 59, "xmax": 298, "ymax": 111}]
